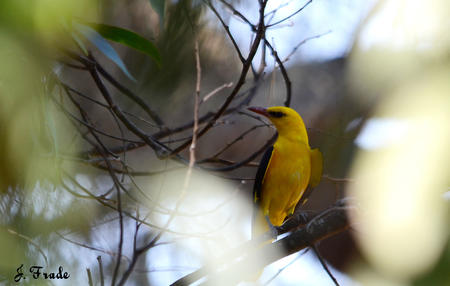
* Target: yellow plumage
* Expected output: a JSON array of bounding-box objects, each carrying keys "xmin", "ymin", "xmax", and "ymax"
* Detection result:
[{"xmin": 248, "ymin": 106, "xmax": 323, "ymax": 238}]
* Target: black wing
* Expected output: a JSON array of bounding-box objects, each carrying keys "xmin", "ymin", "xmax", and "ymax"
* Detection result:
[
  {"xmin": 253, "ymin": 145, "xmax": 274, "ymax": 204},
  {"xmin": 252, "ymin": 145, "xmax": 274, "ymax": 238}
]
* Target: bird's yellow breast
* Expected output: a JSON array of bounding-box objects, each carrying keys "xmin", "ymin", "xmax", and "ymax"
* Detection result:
[{"xmin": 260, "ymin": 138, "xmax": 311, "ymax": 226}]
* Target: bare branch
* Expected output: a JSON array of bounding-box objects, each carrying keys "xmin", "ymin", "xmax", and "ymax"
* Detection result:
[
  {"xmin": 200, "ymin": 82, "xmax": 233, "ymax": 104},
  {"xmin": 83, "ymin": 78, "xmax": 264, "ymax": 158},
  {"xmin": 323, "ymin": 175, "xmax": 355, "ymax": 183},
  {"xmin": 116, "ymin": 38, "xmax": 203, "ymax": 286},
  {"xmin": 97, "ymin": 256, "xmax": 105, "ymax": 286},
  {"xmin": 265, "ymin": 2, "xmax": 290, "ymax": 20},
  {"xmin": 217, "ymin": 0, "xmax": 255, "ymax": 30},
  {"xmin": 171, "ymin": 200, "xmax": 352, "ymax": 285},
  {"xmin": 87, "ymin": 268, "xmax": 93, "ymax": 286},
  {"xmin": 85, "ymin": 55, "xmax": 180, "ymax": 161},
  {"xmin": 210, "ymin": 124, "xmax": 268, "ymax": 159},
  {"xmin": 206, "ymin": 0, "xmax": 245, "ymax": 63},
  {"xmin": 264, "ymin": 39, "xmax": 292, "ymax": 107},
  {"xmin": 191, "ymin": 39, "xmax": 201, "ymax": 169},
  {"xmin": 263, "ymin": 251, "xmax": 305, "ymax": 285},
  {"xmin": 168, "ymin": 0, "xmax": 268, "ymax": 157},
  {"xmin": 312, "ymin": 244, "xmax": 340, "ymax": 286},
  {"xmin": 56, "ymin": 232, "xmax": 120, "ymax": 259},
  {"xmin": 7, "ymin": 229, "xmax": 49, "ymax": 266},
  {"xmin": 283, "ymin": 30, "xmax": 332, "ymax": 63},
  {"xmin": 202, "ymin": 134, "xmax": 276, "ymax": 172},
  {"xmin": 60, "ymin": 50, "xmax": 165, "ymax": 128},
  {"xmin": 266, "ymin": 0, "xmax": 313, "ymax": 28}
]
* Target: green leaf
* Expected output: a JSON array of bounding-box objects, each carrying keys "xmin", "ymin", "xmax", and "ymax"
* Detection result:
[
  {"xmin": 73, "ymin": 22, "xmax": 137, "ymax": 82},
  {"xmin": 84, "ymin": 23, "xmax": 161, "ymax": 66},
  {"xmin": 148, "ymin": 0, "xmax": 165, "ymax": 27}
]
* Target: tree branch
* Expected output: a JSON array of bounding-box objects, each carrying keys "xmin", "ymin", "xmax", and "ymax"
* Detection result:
[
  {"xmin": 167, "ymin": 0, "xmax": 268, "ymax": 157},
  {"xmin": 171, "ymin": 200, "xmax": 351, "ymax": 285},
  {"xmin": 264, "ymin": 39, "xmax": 292, "ymax": 107}
]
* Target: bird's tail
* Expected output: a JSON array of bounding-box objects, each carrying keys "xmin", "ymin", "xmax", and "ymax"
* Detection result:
[{"xmin": 248, "ymin": 205, "xmax": 272, "ymax": 282}]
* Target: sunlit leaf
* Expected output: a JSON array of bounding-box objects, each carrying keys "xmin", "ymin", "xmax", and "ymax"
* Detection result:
[
  {"xmin": 73, "ymin": 22, "xmax": 137, "ymax": 82},
  {"xmin": 83, "ymin": 23, "xmax": 161, "ymax": 66}
]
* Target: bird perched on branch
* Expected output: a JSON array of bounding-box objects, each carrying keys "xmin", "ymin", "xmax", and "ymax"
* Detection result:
[{"xmin": 248, "ymin": 106, "xmax": 323, "ymax": 239}]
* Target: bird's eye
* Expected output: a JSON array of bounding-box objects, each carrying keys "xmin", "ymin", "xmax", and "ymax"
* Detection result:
[{"xmin": 268, "ymin": 111, "xmax": 285, "ymax": 118}]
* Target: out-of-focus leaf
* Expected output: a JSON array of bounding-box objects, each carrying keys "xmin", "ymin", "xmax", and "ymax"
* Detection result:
[
  {"xmin": 83, "ymin": 23, "xmax": 161, "ymax": 66},
  {"xmin": 149, "ymin": 0, "xmax": 165, "ymax": 27},
  {"xmin": 73, "ymin": 22, "xmax": 137, "ymax": 82}
]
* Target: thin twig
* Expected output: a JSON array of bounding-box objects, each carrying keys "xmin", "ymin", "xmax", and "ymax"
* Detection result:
[
  {"xmin": 217, "ymin": 0, "xmax": 255, "ymax": 30},
  {"xmin": 87, "ymin": 268, "xmax": 93, "ymax": 286},
  {"xmin": 200, "ymin": 82, "xmax": 233, "ymax": 104},
  {"xmin": 264, "ymin": 39, "xmax": 292, "ymax": 107},
  {"xmin": 263, "ymin": 251, "xmax": 306, "ymax": 285},
  {"xmin": 55, "ymin": 98, "xmax": 141, "ymax": 144},
  {"xmin": 191, "ymin": 39, "xmax": 201, "ymax": 169},
  {"xmin": 97, "ymin": 256, "xmax": 105, "ymax": 286},
  {"xmin": 116, "ymin": 38, "xmax": 203, "ymax": 286},
  {"xmin": 96, "ymin": 62, "xmax": 165, "ymax": 127},
  {"xmin": 61, "ymin": 72, "xmax": 128, "ymax": 286},
  {"xmin": 62, "ymin": 171, "xmax": 215, "ymax": 234},
  {"xmin": 56, "ymin": 232, "xmax": 119, "ymax": 258},
  {"xmin": 283, "ymin": 30, "xmax": 332, "ymax": 63},
  {"xmin": 83, "ymin": 78, "xmax": 263, "ymax": 158},
  {"xmin": 58, "ymin": 91, "xmax": 120, "ymax": 158},
  {"xmin": 86, "ymin": 56, "xmax": 180, "ymax": 161},
  {"xmin": 202, "ymin": 134, "xmax": 276, "ymax": 172},
  {"xmin": 206, "ymin": 0, "xmax": 245, "ymax": 63},
  {"xmin": 61, "ymin": 82, "xmax": 158, "ymax": 128},
  {"xmin": 168, "ymin": 0, "xmax": 268, "ymax": 157},
  {"xmin": 322, "ymin": 175, "xmax": 355, "ymax": 183},
  {"xmin": 312, "ymin": 244, "xmax": 340, "ymax": 286},
  {"xmin": 265, "ymin": 2, "xmax": 290, "ymax": 20},
  {"xmin": 266, "ymin": 0, "xmax": 313, "ymax": 28},
  {"xmin": 61, "ymin": 50, "xmax": 165, "ymax": 128},
  {"xmin": 7, "ymin": 229, "xmax": 49, "ymax": 266},
  {"xmin": 210, "ymin": 124, "xmax": 267, "ymax": 158}
]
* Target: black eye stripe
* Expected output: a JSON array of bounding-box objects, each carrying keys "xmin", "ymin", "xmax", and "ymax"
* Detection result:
[{"xmin": 268, "ymin": 111, "xmax": 285, "ymax": 118}]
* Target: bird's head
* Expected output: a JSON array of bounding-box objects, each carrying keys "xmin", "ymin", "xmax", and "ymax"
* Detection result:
[{"xmin": 248, "ymin": 106, "xmax": 308, "ymax": 142}]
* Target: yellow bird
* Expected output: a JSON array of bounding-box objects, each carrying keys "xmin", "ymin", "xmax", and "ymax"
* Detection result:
[{"xmin": 248, "ymin": 106, "xmax": 323, "ymax": 238}]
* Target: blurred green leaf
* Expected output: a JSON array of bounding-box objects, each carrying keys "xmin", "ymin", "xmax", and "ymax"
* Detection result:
[
  {"xmin": 149, "ymin": 0, "xmax": 165, "ymax": 27},
  {"xmin": 83, "ymin": 23, "xmax": 161, "ymax": 66},
  {"xmin": 73, "ymin": 22, "xmax": 137, "ymax": 82}
]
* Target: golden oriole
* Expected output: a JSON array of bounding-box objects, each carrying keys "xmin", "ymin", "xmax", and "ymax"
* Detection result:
[{"xmin": 248, "ymin": 106, "xmax": 323, "ymax": 238}]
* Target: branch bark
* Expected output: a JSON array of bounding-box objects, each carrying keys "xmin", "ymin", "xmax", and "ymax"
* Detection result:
[{"xmin": 171, "ymin": 200, "xmax": 351, "ymax": 285}]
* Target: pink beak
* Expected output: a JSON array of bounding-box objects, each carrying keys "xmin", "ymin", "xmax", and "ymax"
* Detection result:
[{"xmin": 248, "ymin": 106, "xmax": 269, "ymax": 117}]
